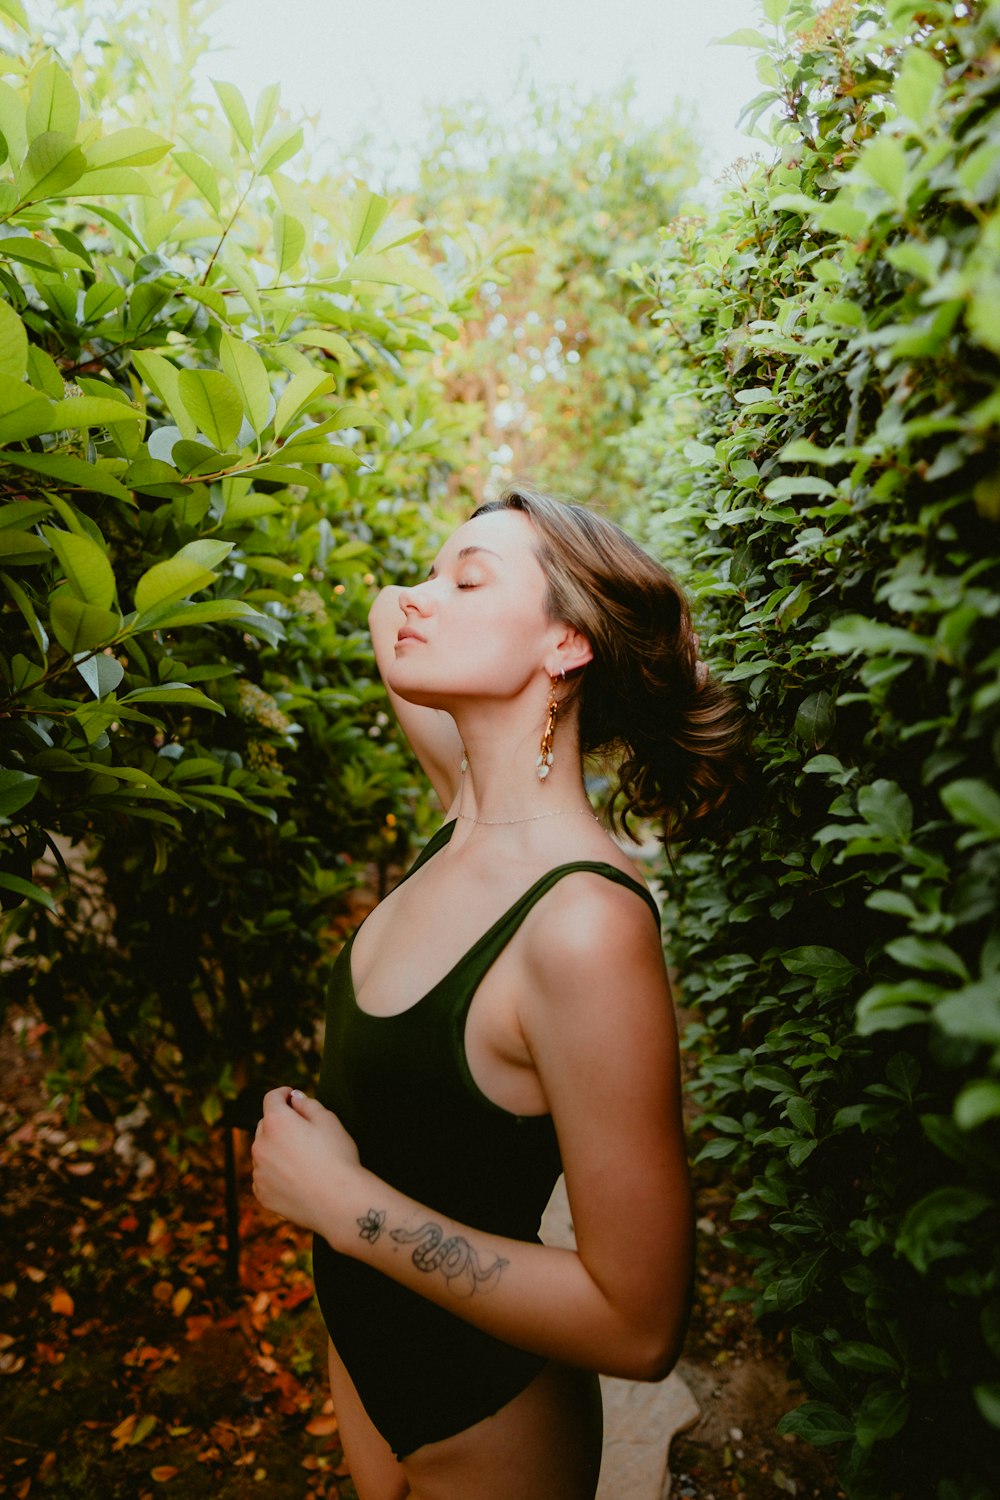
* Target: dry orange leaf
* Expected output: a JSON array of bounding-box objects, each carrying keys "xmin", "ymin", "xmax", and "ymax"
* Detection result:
[
  {"xmin": 304, "ymin": 1414, "xmax": 338, "ymax": 1437},
  {"xmin": 171, "ymin": 1287, "xmax": 192, "ymax": 1317},
  {"xmin": 150, "ymin": 1466, "xmax": 179, "ymax": 1482},
  {"xmin": 49, "ymin": 1289, "xmax": 74, "ymax": 1317}
]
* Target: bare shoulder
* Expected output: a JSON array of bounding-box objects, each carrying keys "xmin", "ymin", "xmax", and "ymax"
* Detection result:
[{"xmin": 521, "ymin": 865, "xmax": 666, "ymax": 1010}]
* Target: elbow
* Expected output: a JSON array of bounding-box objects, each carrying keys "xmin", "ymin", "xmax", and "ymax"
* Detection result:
[
  {"xmin": 610, "ymin": 1322, "xmax": 686, "ymax": 1384},
  {"xmin": 630, "ymin": 1333, "xmax": 683, "ymax": 1385}
]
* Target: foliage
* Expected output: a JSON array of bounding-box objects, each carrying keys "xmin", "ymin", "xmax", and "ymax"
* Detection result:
[
  {"xmin": 0, "ymin": 0, "xmax": 515, "ymax": 1115},
  {"xmin": 415, "ymin": 87, "xmax": 699, "ymax": 504},
  {"xmin": 621, "ymin": 1, "xmax": 1000, "ymax": 1495}
]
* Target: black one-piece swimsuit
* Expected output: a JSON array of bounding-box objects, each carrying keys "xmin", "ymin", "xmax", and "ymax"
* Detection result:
[{"xmin": 312, "ymin": 820, "xmax": 659, "ymax": 1458}]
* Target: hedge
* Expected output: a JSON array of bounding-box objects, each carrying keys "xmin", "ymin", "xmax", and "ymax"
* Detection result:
[
  {"xmin": 622, "ymin": 2, "xmax": 999, "ymax": 1496},
  {"xmin": 0, "ymin": 1, "xmax": 517, "ymax": 1116}
]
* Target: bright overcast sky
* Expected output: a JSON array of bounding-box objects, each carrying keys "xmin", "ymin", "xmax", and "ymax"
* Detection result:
[{"xmin": 197, "ymin": 0, "xmax": 766, "ymax": 191}]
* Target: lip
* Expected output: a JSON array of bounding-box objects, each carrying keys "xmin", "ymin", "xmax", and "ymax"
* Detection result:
[{"xmin": 395, "ymin": 627, "xmax": 426, "ymax": 645}]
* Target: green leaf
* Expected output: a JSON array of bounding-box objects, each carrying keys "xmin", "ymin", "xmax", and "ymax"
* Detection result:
[
  {"xmin": 714, "ymin": 27, "xmax": 770, "ymax": 47},
  {"xmin": 176, "ymin": 369, "xmax": 244, "ymax": 450},
  {"xmin": 0, "ymin": 568, "xmax": 48, "ymax": 651},
  {"xmin": 133, "ymin": 538, "xmax": 233, "ymax": 613},
  {"xmin": 934, "ymin": 981, "xmax": 1000, "ymax": 1046},
  {"xmin": 340, "ymin": 251, "xmax": 448, "ymax": 306},
  {"xmin": 0, "ymin": 376, "xmax": 54, "ymax": 445},
  {"xmin": 172, "ymin": 150, "xmax": 221, "ymax": 213},
  {"xmin": 0, "ymin": 0, "xmax": 29, "ymax": 32},
  {"xmin": 0, "ymin": 871, "xmax": 55, "ymax": 911},
  {"xmin": 794, "ymin": 691, "xmax": 835, "ymax": 747},
  {"xmin": 289, "ymin": 327, "xmax": 355, "ymax": 365},
  {"xmin": 855, "ymin": 137, "xmax": 908, "ymax": 198},
  {"xmin": 72, "ymin": 165, "xmax": 158, "ymax": 198},
  {"xmin": 272, "ymin": 370, "xmax": 334, "ymax": 437},
  {"xmin": 84, "ymin": 127, "xmax": 171, "ymax": 170},
  {"xmin": 0, "ymin": 298, "xmax": 27, "ymax": 378},
  {"xmin": 211, "ymin": 79, "xmax": 254, "ymax": 153},
  {"xmin": 776, "ymin": 1402, "xmax": 853, "ymax": 1447},
  {"xmin": 816, "ymin": 615, "xmax": 935, "ymax": 658},
  {"xmin": 782, "ymin": 946, "xmax": 858, "ymax": 982},
  {"xmin": 973, "ymin": 1382, "xmax": 1000, "ymax": 1430},
  {"xmin": 831, "ymin": 1342, "xmax": 899, "ymax": 1375},
  {"xmin": 896, "ymin": 1186, "xmax": 992, "ymax": 1273},
  {"xmin": 1, "ymin": 452, "xmax": 132, "ymax": 502},
  {"xmin": 119, "ymin": 683, "xmax": 225, "ymax": 714},
  {"xmin": 75, "ymin": 652, "xmax": 125, "ymax": 699},
  {"xmin": 0, "ymin": 768, "xmax": 39, "ymax": 816},
  {"xmin": 49, "ymin": 591, "xmax": 122, "ymax": 652},
  {"xmin": 763, "ymin": 476, "xmax": 836, "ymax": 500},
  {"xmin": 49, "ymin": 396, "xmax": 143, "ymax": 431},
  {"xmin": 274, "ymin": 211, "xmax": 305, "ymax": 275},
  {"xmin": 26, "ymin": 61, "xmax": 80, "ymax": 139},
  {"xmin": 256, "ymin": 123, "xmax": 303, "ymax": 176},
  {"xmin": 131, "ymin": 350, "xmax": 198, "ymax": 439},
  {"xmin": 855, "ymin": 1386, "xmax": 909, "ymax": 1449},
  {"xmin": 0, "ymin": 528, "xmax": 49, "ymax": 565},
  {"xmin": 218, "ymin": 333, "xmax": 271, "ymax": 433},
  {"xmin": 347, "ymin": 187, "xmax": 391, "ymax": 255},
  {"xmin": 954, "ymin": 1081, "xmax": 1000, "ymax": 1131},
  {"xmin": 130, "ymin": 597, "xmax": 272, "ymax": 633},
  {"xmin": 26, "ymin": 343, "xmax": 65, "ymax": 399},
  {"xmin": 16, "ymin": 130, "xmax": 87, "ymax": 200},
  {"xmin": 40, "ymin": 526, "xmax": 116, "ymax": 608},
  {"xmin": 940, "ymin": 778, "xmax": 1000, "ymax": 839},
  {"xmin": 893, "ymin": 47, "xmax": 942, "ymax": 126},
  {"xmin": 885, "ymin": 936, "xmax": 968, "ymax": 980}
]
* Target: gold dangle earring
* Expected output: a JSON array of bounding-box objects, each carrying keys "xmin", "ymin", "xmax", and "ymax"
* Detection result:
[{"xmin": 536, "ymin": 675, "xmax": 561, "ymax": 782}]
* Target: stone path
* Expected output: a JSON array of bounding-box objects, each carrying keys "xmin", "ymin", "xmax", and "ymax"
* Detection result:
[{"xmin": 540, "ymin": 1179, "xmax": 700, "ymax": 1500}]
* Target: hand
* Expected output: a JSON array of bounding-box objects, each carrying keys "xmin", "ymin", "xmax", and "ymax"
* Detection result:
[{"xmin": 251, "ymin": 1087, "xmax": 360, "ymax": 1233}]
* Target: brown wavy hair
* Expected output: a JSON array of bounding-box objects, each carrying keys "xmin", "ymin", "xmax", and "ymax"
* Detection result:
[{"xmin": 473, "ymin": 486, "xmax": 747, "ymax": 845}]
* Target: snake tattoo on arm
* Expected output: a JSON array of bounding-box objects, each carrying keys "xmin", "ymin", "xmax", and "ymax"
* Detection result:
[{"xmin": 356, "ymin": 1209, "xmax": 508, "ymax": 1297}]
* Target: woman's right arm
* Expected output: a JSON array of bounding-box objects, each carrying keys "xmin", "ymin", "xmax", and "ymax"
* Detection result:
[{"xmin": 368, "ymin": 586, "xmax": 463, "ymax": 810}]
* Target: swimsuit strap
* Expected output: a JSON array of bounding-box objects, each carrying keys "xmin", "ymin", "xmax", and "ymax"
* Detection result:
[
  {"xmin": 394, "ymin": 822, "xmax": 660, "ymax": 1010},
  {"xmin": 452, "ymin": 859, "xmax": 660, "ymax": 991}
]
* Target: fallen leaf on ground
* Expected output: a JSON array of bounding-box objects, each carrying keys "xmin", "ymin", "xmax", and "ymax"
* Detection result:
[
  {"xmin": 305, "ymin": 1414, "xmax": 338, "ymax": 1436},
  {"xmin": 49, "ymin": 1288, "xmax": 74, "ymax": 1317}
]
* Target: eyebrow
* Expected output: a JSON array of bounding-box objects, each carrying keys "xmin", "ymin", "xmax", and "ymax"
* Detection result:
[
  {"xmin": 457, "ymin": 546, "xmax": 502, "ymax": 562},
  {"xmin": 429, "ymin": 545, "xmax": 502, "ymax": 577}
]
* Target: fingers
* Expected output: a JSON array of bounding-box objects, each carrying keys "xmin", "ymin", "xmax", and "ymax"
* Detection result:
[{"xmin": 261, "ymin": 1086, "xmax": 313, "ymax": 1116}]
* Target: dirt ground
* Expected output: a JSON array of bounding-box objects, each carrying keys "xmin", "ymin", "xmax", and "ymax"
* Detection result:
[{"xmin": 0, "ymin": 1004, "xmax": 842, "ymax": 1499}]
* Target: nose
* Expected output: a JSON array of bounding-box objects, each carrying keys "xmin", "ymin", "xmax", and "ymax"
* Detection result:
[{"xmin": 398, "ymin": 580, "xmax": 433, "ymax": 616}]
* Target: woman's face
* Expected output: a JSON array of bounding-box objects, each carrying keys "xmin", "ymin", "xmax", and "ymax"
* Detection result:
[{"xmin": 386, "ymin": 509, "xmax": 570, "ymax": 711}]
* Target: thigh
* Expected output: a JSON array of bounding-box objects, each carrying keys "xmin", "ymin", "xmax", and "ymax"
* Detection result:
[
  {"xmin": 402, "ymin": 1361, "xmax": 603, "ymax": 1500},
  {"xmin": 327, "ymin": 1339, "xmax": 410, "ymax": 1500}
]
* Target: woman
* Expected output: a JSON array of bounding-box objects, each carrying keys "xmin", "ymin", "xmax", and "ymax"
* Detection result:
[{"xmin": 251, "ymin": 487, "xmax": 743, "ymax": 1499}]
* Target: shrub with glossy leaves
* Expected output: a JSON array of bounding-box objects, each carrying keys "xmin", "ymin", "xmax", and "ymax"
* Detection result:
[
  {"xmin": 622, "ymin": 2, "xmax": 999, "ymax": 1496},
  {"xmin": 0, "ymin": 0, "xmax": 515, "ymax": 1115}
]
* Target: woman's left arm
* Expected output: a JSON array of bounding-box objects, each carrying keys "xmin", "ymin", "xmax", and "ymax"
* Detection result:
[{"xmin": 251, "ymin": 883, "xmax": 693, "ymax": 1381}]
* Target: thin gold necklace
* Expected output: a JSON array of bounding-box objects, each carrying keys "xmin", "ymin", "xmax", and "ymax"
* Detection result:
[{"xmin": 457, "ymin": 807, "xmax": 598, "ymax": 827}]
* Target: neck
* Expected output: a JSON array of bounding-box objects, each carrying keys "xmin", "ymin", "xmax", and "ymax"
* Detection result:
[{"xmin": 452, "ymin": 701, "xmax": 590, "ymax": 827}]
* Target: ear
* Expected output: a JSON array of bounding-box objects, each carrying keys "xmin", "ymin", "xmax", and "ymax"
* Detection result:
[{"xmin": 547, "ymin": 624, "xmax": 593, "ymax": 678}]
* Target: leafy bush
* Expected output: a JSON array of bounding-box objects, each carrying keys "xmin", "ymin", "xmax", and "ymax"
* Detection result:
[
  {"xmin": 0, "ymin": 1, "xmax": 514, "ymax": 1115},
  {"xmin": 621, "ymin": 2, "xmax": 1000, "ymax": 1495}
]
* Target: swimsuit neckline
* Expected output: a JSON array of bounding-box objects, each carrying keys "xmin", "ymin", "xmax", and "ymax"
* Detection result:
[{"xmin": 348, "ymin": 819, "xmax": 657, "ymax": 1022}]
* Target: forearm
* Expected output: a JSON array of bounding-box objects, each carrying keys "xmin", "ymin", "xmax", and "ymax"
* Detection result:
[{"xmin": 315, "ymin": 1165, "xmax": 684, "ymax": 1381}]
